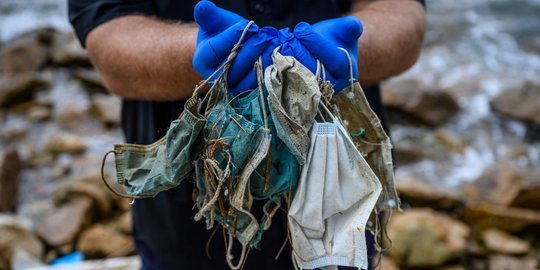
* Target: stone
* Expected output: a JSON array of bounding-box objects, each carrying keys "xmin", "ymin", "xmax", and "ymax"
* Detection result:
[
  {"xmin": 463, "ymin": 163, "xmax": 523, "ymax": 207},
  {"xmin": 0, "ymin": 215, "xmax": 44, "ymax": 270},
  {"xmin": 396, "ymin": 178, "xmax": 463, "ymax": 210},
  {"xmin": 54, "ymin": 103, "xmax": 89, "ymax": 128},
  {"xmin": 44, "ymin": 133, "xmax": 87, "ymax": 155},
  {"xmin": 0, "ymin": 117, "xmax": 30, "ymax": 143},
  {"xmin": 0, "ymin": 28, "xmax": 55, "ymax": 76},
  {"xmin": 11, "ymin": 249, "xmax": 46, "ymax": 269},
  {"xmin": 482, "ymin": 228, "xmax": 530, "ymax": 255},
  {"xmin": 488, "ymin": 255, "xmax": 537, "ymax": 270},
  {"xmin": 35, "ymin": 195, "xmax": 93, "ymax": 247},
  {"xmin": 53, "ymin": 173, "xmax": 113, "ymax": 217},
  {"xmin": 388, "ymin": 208, "xmax": 470, "ymax": 268},
  {"xmin": 394, "ymin": 146, "xmax": 439, "ymax": 166},
  {"xmin": 490, "ymin": 83, "xmax": 540, "ymax": 127},
  {"xmin": 91, "ymin": 93, "xmax": 121, "ymax": 127},
  {"xmin": 0, "ymin": 73, "xmax": 52, "ymax": 108},
  {"xmin": 380, "ymin": 256, "xmax": 400, "ymax": 270},
  {"xmin": 509, "ymin": 167, "xmax": 540, "ymax": 210},
  {"xmin": 435, "ymin": 129, "xmax": 466, "ymax": 154},
  {"xmin": 464, "ymin": 165, "xmax": 540, "ymax": 211},
  {"xmin": 382, "ymin": 79, "xmax": 460, "ymax": 126},
  {"xmin": 463, "ymin": 204, "xmax": 540, "ymax": 232},
  {"xmin": 49, "ymin": 31, "xmax": 90, "ymax": 67},
  {"xmin": 17, "ymin": 200, "xmax": 54, "ymax": 230},
  {"xmin": 77, "ymin": 225, "xmax": 135, "ymax": 258},
  {"xmin": 26, "ymin": 105, "xmax": 52, "ymax": 121},
  {"xmin": 113, "ymin": 211, "xmax": 132, "ymax": 235},
  {"xmin": 74, "ymin": 68, "xmax": 105, "ymax": 90},
  {"xmin": 0, "ymin": 150, "xmax": 22, "ymax": 213}
]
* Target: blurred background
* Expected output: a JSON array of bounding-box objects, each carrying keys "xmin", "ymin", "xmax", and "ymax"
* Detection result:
[{"xmin": 0, "ymin": 0, "xmax": 539, "ymax": 269}]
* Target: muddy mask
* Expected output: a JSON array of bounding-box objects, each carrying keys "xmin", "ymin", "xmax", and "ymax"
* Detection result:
[{"xmin": 102, "ymin": 96, "xmax": 206, "ymax": 198}]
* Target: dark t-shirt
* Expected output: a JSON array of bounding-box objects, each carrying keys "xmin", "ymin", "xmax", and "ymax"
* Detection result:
[{"xmin": 68, "ymin": 1, "xmax": 421, "ymax": 269}]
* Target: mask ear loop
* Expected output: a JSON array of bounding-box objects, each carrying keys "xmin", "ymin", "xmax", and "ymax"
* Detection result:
[
  {"xmin": 255, "ymin": 56, "xmax": 269, "ymax": 130},
  {"xmin": 101, "ymin": 150, "xmax": 146, "ymax": 202},
  {"xmin": 193, "ymin": 20, "xmax": 256, "ymax": 99},
  {"xmin": 338, "ymin": 47, "xmax": 355, "ymax": 89}
]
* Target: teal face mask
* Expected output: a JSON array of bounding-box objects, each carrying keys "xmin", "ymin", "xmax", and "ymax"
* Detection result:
[
  {"xmin": 230, "ymin": 83, "xmax": 300, "ymax": 202},
  {"xmin": 193, "ymin": 81, "xmax": 272, "ymax": 249},
  {"xmin": 104, "ymin": 96, "xmax": 206, "ymax": 198}
]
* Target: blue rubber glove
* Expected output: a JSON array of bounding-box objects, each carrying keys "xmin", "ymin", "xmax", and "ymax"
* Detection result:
[
  {"xmin": 294, "ymin": 16, "xmax": 363, "ymax": 93},
  {"xmin": 279, "ymin": 28, "xmax": 318, "ymax": 74},
  {"xmin": 193, "ymin": 1, "xmax": 277, "ymax": 95}
]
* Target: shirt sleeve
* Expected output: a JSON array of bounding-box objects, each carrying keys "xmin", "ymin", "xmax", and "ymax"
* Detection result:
[{"xmin": 68, "ymin": 0, "xmax": 156, "ymax": 47}]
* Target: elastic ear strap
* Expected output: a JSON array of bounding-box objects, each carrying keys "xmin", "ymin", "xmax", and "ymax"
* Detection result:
[
  {"xmin": 193, "ymin": 20, "xmax": 256, "ymax": 96},
  {"xmin": 255, "ymin": 57, "xmax": 269, "ymax": 129},
  {"xmin": 101, "ymin": 150, "xmax": 140, "ymax": 200},
  {"xmin": 338, "ymin": 47, "xmax": 355, "ymax": 88}
]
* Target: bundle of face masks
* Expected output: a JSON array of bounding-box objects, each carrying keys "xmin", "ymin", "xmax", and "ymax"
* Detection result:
[{"xmin": 102, "ymin": 22, "xmax": 398, "ymax": 270}]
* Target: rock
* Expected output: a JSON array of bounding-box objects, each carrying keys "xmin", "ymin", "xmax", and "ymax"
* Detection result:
[
  {"xmin": 91, "ymin": 93, "xmax": 121, "ymax": 126},
  {"xmin": 17, "ymin": 200, "xmax": 54, "ymax": 230},
  {"xmin": 0, "ymin": 28, "xmax": 55, "ymax": 76},
  {"xmin": 26, "ymin": 105, "xmax": 52, "ymax": 121},
  {"xmin": 380, "ymin": 256, "xmax": 400, "ymax": 270},
  {"xmin": 382, "ymin": 79, "xmax": 460, "ymax": 126},
  {"xmin": 11, "ymin": 249, "xmax": 46, "ymax": 269},
  {"xmin": 465, "ymin": 164, "xmax": 540, "ymax": 211},
  {"xmin": 435, "ymin": 129, "xmax": 466, "ymax": 154},
  {"xmin": 53, "ymin": 174, "xmax": 113, "ymax": 217},
  {"xmin": 35, "ymin": 195, "xmax": 93, "ymax": 247},
  {"xmin": 54, "ymin": 102, "xmax": 89, "ymax": 128},
  {"xmin": 394, "ymin": 146, "xmax": 439, "ymax": 166},
  {"xmin": 396, "ymin": 178, "xmax": 463, "ymax": 210},
  {"xmin": 44, "ymin": 133, "xmax": 87, "ymax": 155},
  {"xmin": 490, "ymin": 83, "xmax": 540, "ymax": 127},
  {"xmin": 0, "ymin": 117, "xmax": 30, "ymax": 143},
  {"xmin": 463, "ymin": 204, "xmax": 540, "ymax": 232},
  {"xmin": 113, "ymin": 211, "xmax": 132, "ymax": 235},
  {"xmin": 482, "ymin": 228, "xmax": 530, "ymax": 255},
  {"xmin": 49, "ymin": 31, "xmax": 90, "ymax": 67},
  {"xmin": 388, "ymin": 208, "xmax": 470, "ymax": 268},
  {"xmin": 0, "ymin": 215, "xmax": 44, "ymax": 270},
  {"xmin": 488, "ymin": 255, "xmax": 537, "ymax": 270},
  {"xmin": 463, "ymin": 163, "xmax": 523, "ymax": 206},
  {"xmin": 0, "ymin": 150, "xmax": 22, "ymax": 213},
  {"xmin": 0, "ymin": 73, "xmax": 52, "ymax": 108},
  {"xmin": 509, "ymin": 167, "xmax": 540, "ymax": 210},
  {"xmin": 74, "ymin": 68, "xmax": 105, "ymax": 90},
  {"xmin": 77, "ymin": 225, "xmax": 134, "ymax": 258}
]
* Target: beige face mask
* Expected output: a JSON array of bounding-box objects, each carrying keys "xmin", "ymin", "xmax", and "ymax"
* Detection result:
[{"xmin": 264, "ymin": 47, "xmax": 321, "ymax": 165}]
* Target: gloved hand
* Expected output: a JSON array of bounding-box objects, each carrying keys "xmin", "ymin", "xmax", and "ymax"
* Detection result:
[
  {"xmin": 293, "ymin": 16, "xmax": 363, "ymax": 93},
  {"xmin": 279, "ymin": 28, "xmax": 318, "ymax": 74},
  {"xmin": 193, "ymin": 1, "xmax": 278, "ymax": 95}
]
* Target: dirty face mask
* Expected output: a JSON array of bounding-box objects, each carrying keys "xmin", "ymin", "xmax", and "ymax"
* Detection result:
[
  {"xmin": 264, "ymin": 48, "xmax": 321, "ymax": 165},
  {"xmin": 229, "ymin": 84, "xmax": 300, "ymax": 201},
  {"xmin": 288, "ymin": 120, "xmax": 382, "ymax": 270},
  {"xmin": 102, "ymin": 96, "xmax": 206, "ymax": 198},
  {"xmin": 333, "ymin": 82, "xmax": 398, "ymax": 212}
]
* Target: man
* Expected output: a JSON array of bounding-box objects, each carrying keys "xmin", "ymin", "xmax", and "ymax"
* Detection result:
[{"xmin": 68, "ymin": 1, "xmax": 425, "ymax": 269}]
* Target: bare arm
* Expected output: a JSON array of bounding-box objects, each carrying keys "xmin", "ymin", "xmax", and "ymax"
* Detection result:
[
  {"xmin": 86, "ymin": 16, "xmax": 200, "ymax": 100},
  {"xmin": 351, "ymin": 0, "xmax": 426, "ymax": 86}
]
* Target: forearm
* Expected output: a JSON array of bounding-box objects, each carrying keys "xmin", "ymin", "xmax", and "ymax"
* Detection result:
[
  {"xmin": 86, "ymin": 15, "xmax": 200, "ymax": 100},
  {"xmin": 351, "ymin": 0, "xmax": 426, "ymax": 85}
]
